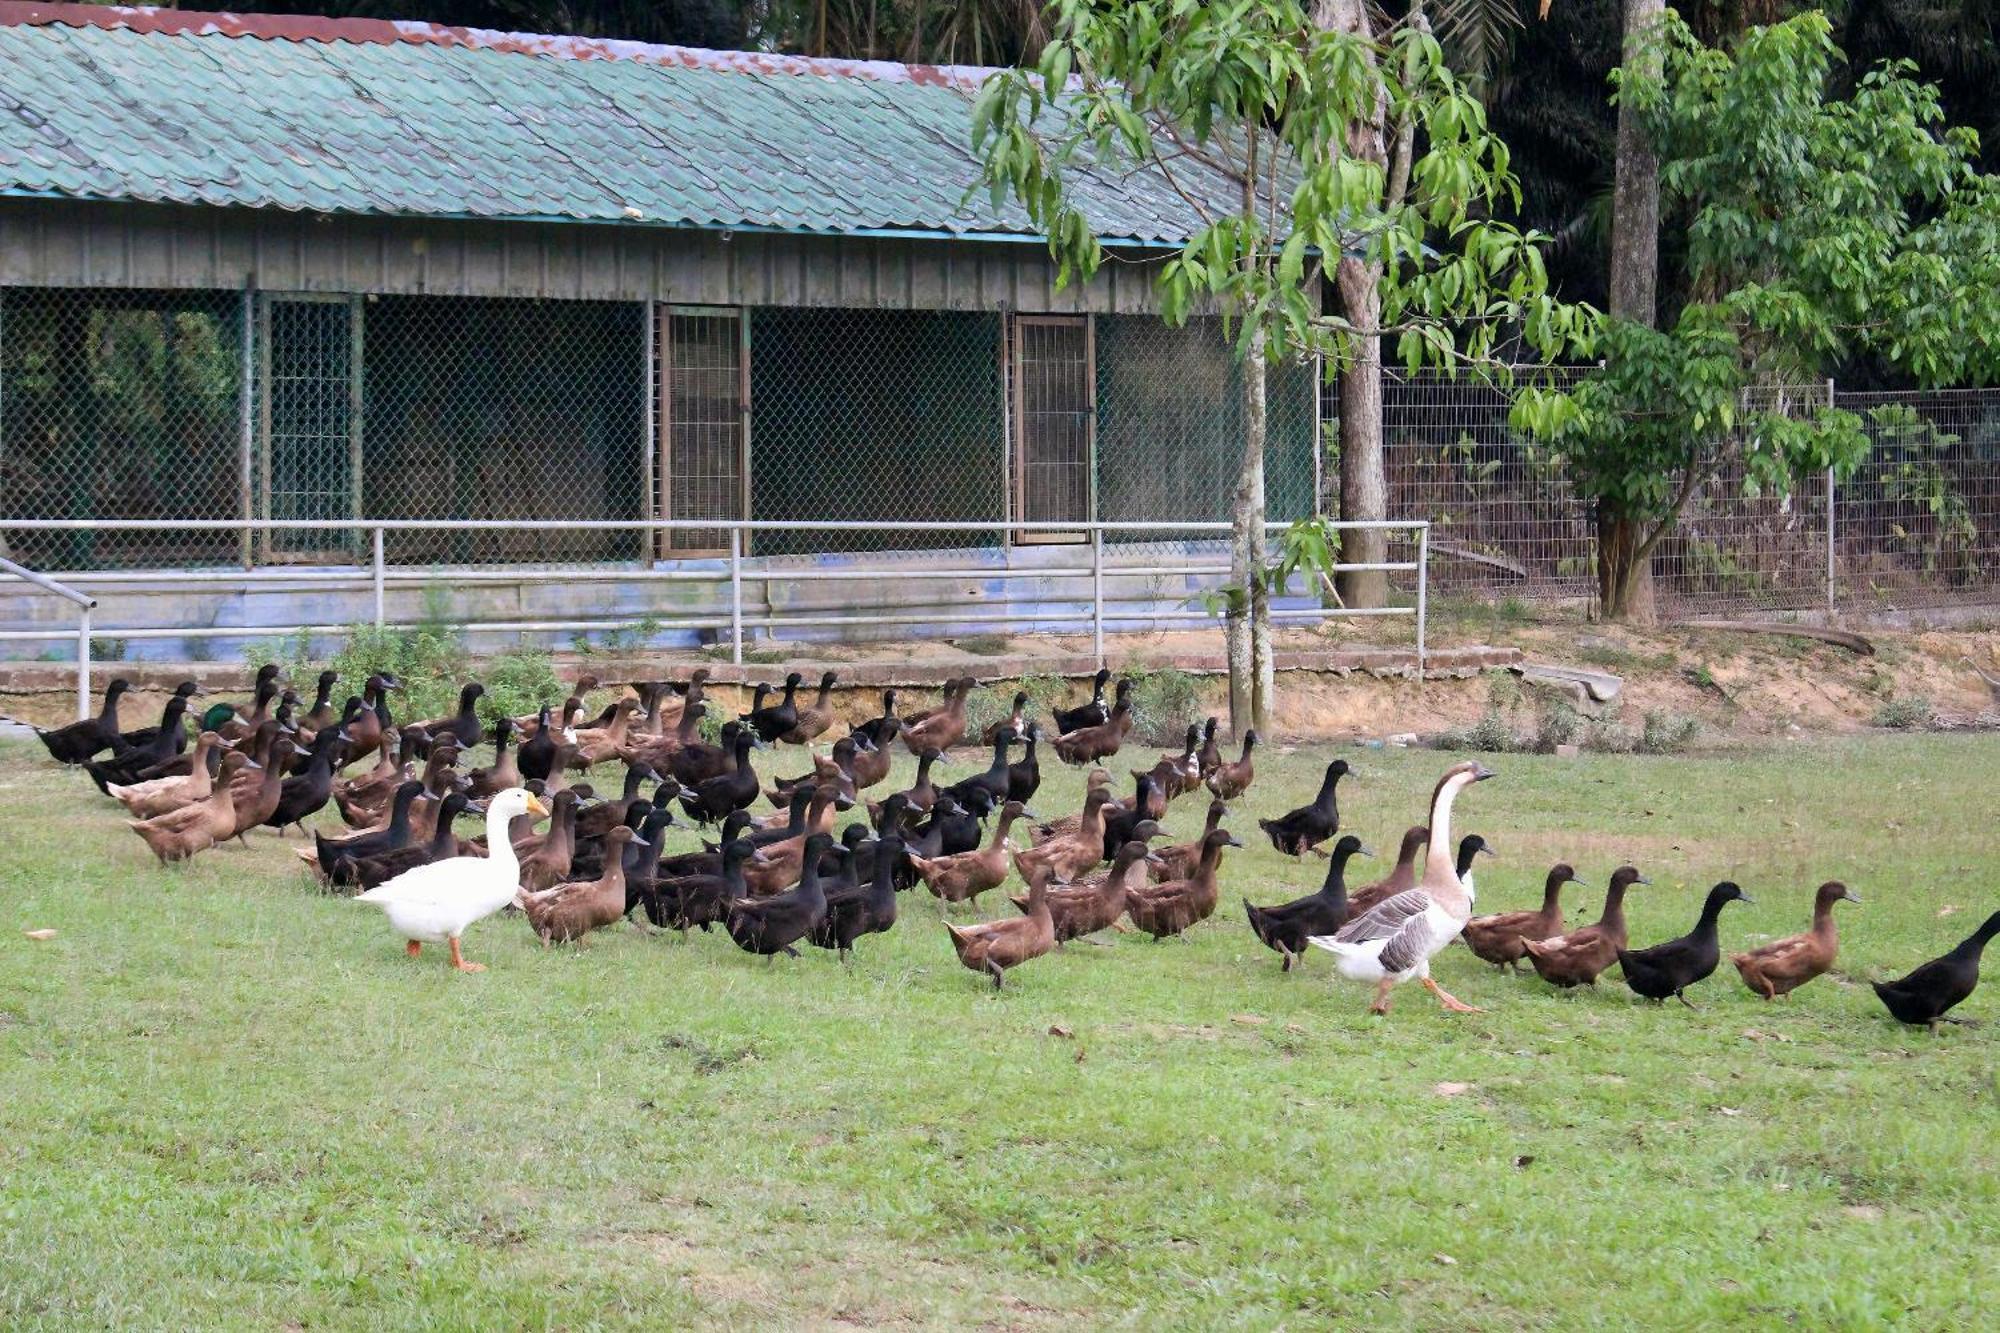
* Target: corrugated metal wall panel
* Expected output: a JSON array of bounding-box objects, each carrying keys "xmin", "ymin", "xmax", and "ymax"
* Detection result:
[{"xmin": 0, "ymin": 199, "xmax": 1174, "ymax": 314}]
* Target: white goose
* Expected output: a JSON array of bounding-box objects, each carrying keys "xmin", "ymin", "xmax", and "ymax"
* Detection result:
[
  {"xmin": 356, "ymin": 786, "xmax": 547, "ymax": 972},
  {"xmin": 1308, "ymin": 760, "xmax": 1496, "ymax": 1015}
]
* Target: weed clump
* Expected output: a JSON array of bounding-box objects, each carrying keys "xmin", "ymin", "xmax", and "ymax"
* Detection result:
[{"xmin": 1873, "ymin": 696, "xmax": 1936, "ymax": 730}]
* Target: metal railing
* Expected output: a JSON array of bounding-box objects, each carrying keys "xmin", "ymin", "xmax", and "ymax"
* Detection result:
[
  {"xmin": 0, "ymin": 555, "xmax": 97, "ymax": 718},
  {"xmin": 0, "ymin": 518, "xmax": 1430, "ymax": 702}
]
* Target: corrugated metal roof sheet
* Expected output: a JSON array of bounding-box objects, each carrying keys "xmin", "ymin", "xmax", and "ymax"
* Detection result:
[{"xmin": 0, "ymin": 2, "xmax": 1240, "ymax": 244}]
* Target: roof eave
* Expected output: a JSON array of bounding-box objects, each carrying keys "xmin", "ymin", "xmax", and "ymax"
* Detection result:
[{"xmin": 0, "ymin": 187, "xmax": 1189, "ymax": 251}]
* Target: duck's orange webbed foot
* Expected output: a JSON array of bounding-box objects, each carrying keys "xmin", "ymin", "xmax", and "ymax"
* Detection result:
[
  {"xmin": 1368, "ymin": 978, "xmax": 1395, "ymax": 1015},
  {"xmin": 1423, "ymin": 977, "xmax": 1483, "ymax": 1013},
  {"xmin": 405, "ymin": 939, "xmax": 422, "ymax": 958},
  {"xmin": 448, "ymin": 938, "xmax": 485, "ymax": 973}
]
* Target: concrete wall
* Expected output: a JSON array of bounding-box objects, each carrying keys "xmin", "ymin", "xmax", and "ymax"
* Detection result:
[{"xmin": 0, "ymin": 542, "xmax": 1290, "ymax": 663}]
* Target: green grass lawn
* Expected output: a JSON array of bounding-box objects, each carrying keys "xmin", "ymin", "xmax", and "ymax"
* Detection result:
[{"xmin": 2, "ymin": 732, "xmax": 1996, "ymax": 1329}]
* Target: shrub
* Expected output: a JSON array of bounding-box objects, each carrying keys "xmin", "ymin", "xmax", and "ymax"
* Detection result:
[
  {"xmin": 1122, "ymin": 665, "xmax": 1206, "ymax": 747},
  {"xmin": 1533, "ymin": 701, "xmax": 1582, "ymax": 753},
  {"xmin": 1872, "ymin": 696, "xmax": 1936, "ymax": 730},
  {"xmin": 1638, "ymin": 710, "xmax": 1702, "ymax": 754},
  {"xmin": 959, "ymin": 685, "xmax": 1016, "ymax": 742},
  {"xmin": 1438, "ymin": 710, "xmax": 1518, "ymax": 753},
  {"xmin": 248, "ymin": 621, "xmax": 562, "ymax": 734}
]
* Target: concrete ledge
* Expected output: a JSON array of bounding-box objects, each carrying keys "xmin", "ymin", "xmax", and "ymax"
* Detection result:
[{"xmin": 0, "ymin": 644, "xmax": 1519, "ymax": 697}]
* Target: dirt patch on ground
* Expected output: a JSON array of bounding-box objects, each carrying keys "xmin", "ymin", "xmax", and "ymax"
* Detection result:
[{"xmin": 4, "ymin": 613, "xmax": 1995, "ymax": 745}]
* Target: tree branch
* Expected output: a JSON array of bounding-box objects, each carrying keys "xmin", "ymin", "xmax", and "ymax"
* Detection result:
[{"xmin": 1633, "ymin": 436, "xmax": 1710, "ymax": 563}]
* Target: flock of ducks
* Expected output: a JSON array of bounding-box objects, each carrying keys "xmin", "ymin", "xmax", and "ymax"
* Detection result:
[{"xmin": 30, "ymin": 667, "xmax": 1998, "ymax": 1028}]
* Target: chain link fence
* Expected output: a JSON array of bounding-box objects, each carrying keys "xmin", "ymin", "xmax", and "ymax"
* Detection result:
[
  {"xmin": 0, "ymin": 287, "xmax": 245, "ymax": 573},
  {"xmin": 1369, "ymin": 371, "xmax": 2000, "ymax": 616},
  {"xmin": 0, "ymin": 287, "xmax": 1318, "ymax": 573},
  {"xmin": 3, "ymin": 284, "xmax": 1994, "ymax": 622}
]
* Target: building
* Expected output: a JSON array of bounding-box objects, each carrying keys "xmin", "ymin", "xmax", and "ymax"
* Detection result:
[{"xmin": 0, "ymin": 3, "xmax": 1320, "ymax": 657}]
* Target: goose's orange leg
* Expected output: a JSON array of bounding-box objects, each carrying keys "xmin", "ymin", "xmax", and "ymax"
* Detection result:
[
  {"xmin": 1423, "ymin": 977, "xmax": 1483, "ymax": 1013},
  {"xmin": 1369, "ymin": 978, "xmax": 1395, "ymax": 1015},
  {"xmin": 448, "ymin": 937, "xmax": 485, "ymax": 973},
  {"xmin": 406, "ymin": 940, "xmax": 422, "ymax": 958}
]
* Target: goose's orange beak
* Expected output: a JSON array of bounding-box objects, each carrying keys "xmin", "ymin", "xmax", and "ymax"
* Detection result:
[{"xmin": 526, "ymin": 794, "xmax": 549, "ymax": 817}]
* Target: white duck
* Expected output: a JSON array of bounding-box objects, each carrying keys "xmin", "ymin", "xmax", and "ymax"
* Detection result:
[
  {"xmin": 356, "ymin": 786, "xmax": 547, "ymax": 972},
  {"xmin": 1308, "ymin": 760, "xmax": 1495, "ymax": 1015}
]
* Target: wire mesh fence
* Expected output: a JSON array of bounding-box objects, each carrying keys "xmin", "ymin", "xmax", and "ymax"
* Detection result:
[
  {"xmin": 0, "ymin": 288, "xmax": 1320, "ymax": 573},
  {"xmin": 1836, "ymin": 390, "xmax": 2000, "ymax": 609},
  {"xmin": 0, "ymin": 287, "xmax": 244, "ymax": 572},
  {"xmin": 1, "ymin": 282, "xmax": 1996, "ymax": 622},
  {"xmin": 1372, "ymin": 371, "xmax": 2000, "ymax": 616}
]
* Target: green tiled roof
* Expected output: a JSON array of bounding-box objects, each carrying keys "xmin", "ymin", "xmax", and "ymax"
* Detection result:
[{"xmin": 0, "ymin": 2, "xmax": 1239, "ymax": 245}]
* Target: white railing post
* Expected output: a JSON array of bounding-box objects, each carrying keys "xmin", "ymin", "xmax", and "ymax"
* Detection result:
[
  {"xmin": 1090, "ymin": 527, "xmax": 1105, "ymax": 666},
  {"xmin": 1416, "ymin": 523, "xmax": 1429, "ymax": 681},
  {"xmin": 729, "ymin": 527, "xmax": 744, "ymax": 665},
  {"xmin": 76, "ymin": 605, "xmax": 91, "ymax": 720},
  {"xmin": 372, "ymin": 526, "xmax": 385, "ymax": 627},
  {"xmin": 1824, "ymin": 466, "xmax": 1836, "ymax": 616}
]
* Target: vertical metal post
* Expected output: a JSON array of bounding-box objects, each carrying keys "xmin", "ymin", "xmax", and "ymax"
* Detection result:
[
  {"xmin": 238, "ymin": 284, "xmax": 255, "ymax": 570},
  {"xmin": 1090, "ymin": 526, "xmax": 1105, "ymax": 666},
  {"xmin": 348, "ymin": 295, "xmax": 366, "ymax": 560},
  {"xmin": 76, "ymin": 605, "xmax": 91, "ymax": 721},
  {"xmin": 1416, "ymin": 523, "xmax": 1429, "ymax": 681},
  {"xmin": 641, "ymin": 302, "xmax": 656, "ymax": 564},
  {"xmin": 372, "ymin": 526, "xmax": 385, "ymax": 627},
  {"xmin": 1824, "ymin": 377, "xmax": 1836, "ymax": 616},
  {"xmin": 729, "ymin": 527, "xmax": 743, "ymax": 665}
]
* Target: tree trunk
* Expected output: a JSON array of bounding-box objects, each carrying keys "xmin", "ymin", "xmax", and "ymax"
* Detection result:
[
  {"xmin": 1229, "ymin": 327, "xmax": 1274, "ymax": 736},
  {"xmin": 1333, "ymin": 262, "xmax": 1388, "ymax": 607},
  {"xmin": 1595, "ymin": 500, "xmax": 1657, "ymax": 623},
  {"xmin": 1602, "ymin": 0, "xmax": 1666, "ymax": 622},
  {"xmin": 1315, "ymin": 0, "xmax": 1391, "ymax": 608}
]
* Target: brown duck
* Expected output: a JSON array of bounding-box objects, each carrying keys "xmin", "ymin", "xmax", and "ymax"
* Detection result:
[
  {"xmin": 1052, "ymin": 700, "xmax": 1132, "ymax": 766},
  {"xmin": 779, "ymin": 670, "xmax": 840, "ymax": 745},
  {"xmin": 1522, "ymin": 864, "xmax": 1649, "ymax": 987},
  {"xmin": 517, "ymin": 825, "xmax": 646, "ymax": 945},
  {"xmin": 1034, "ymin": 769, "xmax": 1112, "ymax": 840},
  {"xmin": 1149, "ymin": 800, "xmax": 1228, "ymax": 882},
  {"xmin": 1342, "ymin": 825, "xmax": 1428, "ymax": 920},
  {"xmin": 907, "ymin": 800, "xmax": 1029, "ymax": 910},
  {"xmin": 126, "ymin": 752, "xmax": 251, "ymax": 863},
  {"xmin": 945, "ymin": 876, "xmax": 1055, "ymax": 989},
  {"xmin": 1124, "ymin": 828, "xmax": 1243, "ymax": 939},
  {"xmin": 1463, "ymin": 863, "xmax": 1586, "ymax": 971},
  {"xmin": 570, "ymin": 698, "xmax": 641, "ymax": 769},
  {"xmin": 1013, "ymin": 786, "xmax": 1114, "ymax": 885},
  {"xmin": 901, "ymin": 677, "xmax": 973, "ymax": 755},
  {"xmin": 1733, "ymin": 880, "xmax": 1860, "ymax": 999},
  {"xmin": 516, "ymin": 789, "xmax": 583, "ymax": 893},
  {"xmin": 847, "ymin": 725, "xmax": 899, "ymax": 790},
  {"xmin": 1014, "ymin": 822, "xmax": 1165, "ymax": 943},
  {"xmin": 107, "ymin": 731, "xmax": 224, "ymax": 820},
  {"xmin": 1205, "ymin": 729, "xmax": 1257, "ymax": 800},
  {"xmin": 1194, "ymin": 717, "xmax": 1222, "ymax": 778}
]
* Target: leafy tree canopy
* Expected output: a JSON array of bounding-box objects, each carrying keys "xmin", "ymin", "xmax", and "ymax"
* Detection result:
[
  {"xmin": 972, "ymin": 0, "xmax": 1592, "ymax": 373},
  {"xmin": 1513, "ymin": 11, "xmax": 2000, "ymax": 608}
]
